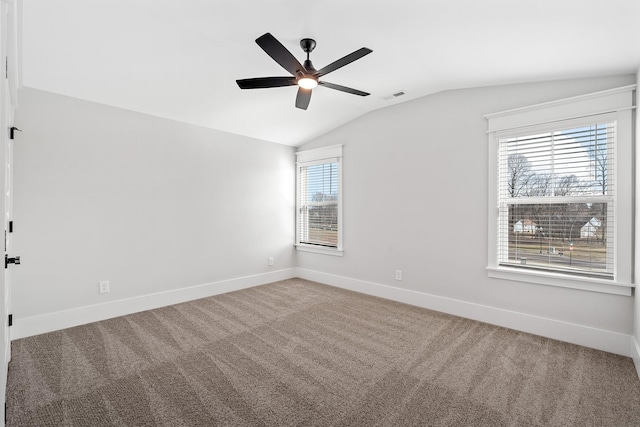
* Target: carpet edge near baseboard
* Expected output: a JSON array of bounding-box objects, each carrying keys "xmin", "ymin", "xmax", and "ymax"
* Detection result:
[
  {"xmin": 11, "ymin": 268, "xmax": 297, "ymax": 340},
  {"xmin": 11, "ymin": 267, "xmax": 635, "ymax": 365},
  {"xmin": 295, "ymin": 268, "xmax": 634, "ymax": 359},
  {"xmin": 632, "ymin": 337, "xmax": 640, "ymax": 380}
]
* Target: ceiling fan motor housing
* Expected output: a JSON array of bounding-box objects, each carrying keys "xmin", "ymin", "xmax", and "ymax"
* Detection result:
[{"xmin": 302, "ymin": 59, "xmax": 317, "ymax": 74}]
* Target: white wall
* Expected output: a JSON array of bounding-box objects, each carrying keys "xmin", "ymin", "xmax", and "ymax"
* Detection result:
[
  {"xmin": 12, "ymin": 88, "xmax": 295, "ymax": 324},
  {"xmin": 297, "ymin": 75, "xmax": 636, "ymax": 350}
]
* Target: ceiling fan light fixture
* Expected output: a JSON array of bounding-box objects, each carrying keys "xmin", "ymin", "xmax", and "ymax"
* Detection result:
[
  {"xmin": 236, "ymin": 33, "xmax": 372, "ymax": 109},
  {"xmin": 298, "ymin": 76, "xmax": 318, "ymax": 89}
]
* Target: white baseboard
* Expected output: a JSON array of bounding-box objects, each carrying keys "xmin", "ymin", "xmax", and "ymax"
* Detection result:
[
  {"xmin": 295, "ymin": 268, "xmax": 633, "ymax": 358},
  {"xmin": 12, "ymin": 267, "xmax": 636, "ymax": 364},
  {"xmin": 632, "ymin": 337, "xmax": 640, "ymax": 380},
  {"xmin": 12, "ymin": 268, "xmax": 297, "ymax": 340}
]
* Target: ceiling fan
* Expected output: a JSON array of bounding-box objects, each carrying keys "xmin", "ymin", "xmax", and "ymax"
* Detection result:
[{"xmin": 236, "ymin": 33, "xmax": 372, "ymax": 110}]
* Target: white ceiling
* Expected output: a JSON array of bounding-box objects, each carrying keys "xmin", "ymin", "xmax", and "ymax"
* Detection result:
[{"xmin": 20, "ymin": 0, "xmax": 640, "ymax": 146}]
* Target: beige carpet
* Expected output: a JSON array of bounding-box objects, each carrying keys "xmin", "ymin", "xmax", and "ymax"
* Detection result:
[{"xmin": 6, "ymin": 278, "xmax": 640, "ymax": 426}]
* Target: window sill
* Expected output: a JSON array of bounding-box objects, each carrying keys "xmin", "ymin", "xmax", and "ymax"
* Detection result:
[
  {"xmin": 486, "ymin": 266, "xmax": 632, "ymax": 296},
  {"xmin": 295, "ymin": 244, "xmax": 344, "ymax": 257}
]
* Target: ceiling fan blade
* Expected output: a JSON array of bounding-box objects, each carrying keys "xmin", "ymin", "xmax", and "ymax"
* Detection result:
[
  {"xmin": 318, "ymin": 81, "xmax": 370, "ymax": 96},
  {"xmin": 315, "ymin": 48, "xmax": 372, "ymax": 77},
  {"xmin": 295, "ymin": 87, "xmax": 312, "ymax": 110},
  {"xmin": 256, "ymin": 33, "xmax": 305, "ymax": 76},
  {"xmin": 236, "ymin": 77, "xmax": 297, "ymax": 89}
]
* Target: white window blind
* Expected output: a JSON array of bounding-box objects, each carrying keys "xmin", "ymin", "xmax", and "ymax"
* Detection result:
[
  {"xmin": 298, "ymin": 161, "xmax": 339, "ymax": 247},
  {"xmin": 497, "ymin": 118, "xmax": 615, "ymax": 278},
  {"xmin": 296, "ymin": 145, "xmax": 343, "ymax": 253}
]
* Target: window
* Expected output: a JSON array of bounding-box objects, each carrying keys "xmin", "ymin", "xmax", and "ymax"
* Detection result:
[
  {"xmin": 296, "ymin": 145, "xmax": 343, "ymax": 255},
  {"xmin": 499, "ymin": 119, "xmax": 614, "ymax": 278},
  {"xmin": 486, "ymin": 85, "xmax": 634, "ymax": 295}
]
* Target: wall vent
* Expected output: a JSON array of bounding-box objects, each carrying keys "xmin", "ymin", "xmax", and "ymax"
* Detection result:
[{"xmin": 383, "ymin": 90, "xmax": 406, "ymax": 100}]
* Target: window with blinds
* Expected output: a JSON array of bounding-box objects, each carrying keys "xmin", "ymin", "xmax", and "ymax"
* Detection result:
[
  {"xmin": 497, "ymin": 119, "xmax": 615, "ymax": 278},
  {"xmin": 296, "ymin": 145, "xmax": 343, "ymax": 253}
]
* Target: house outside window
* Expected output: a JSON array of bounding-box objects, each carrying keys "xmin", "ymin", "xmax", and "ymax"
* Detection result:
[
  {"xmin": 295, "ymin": 145, "xmax": 343, "ymax": 256},
  {"xmin": 486, "ymin": 85, "xmax": 635, "ymax": 295}
]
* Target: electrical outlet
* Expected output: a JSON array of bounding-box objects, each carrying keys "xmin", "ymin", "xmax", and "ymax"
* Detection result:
[
  {"xmin": 99, "ymin": 280, "xmax": 110, "ymax": 294},
  {"xmin": 395, "ymin": 270, "xmax": 402, "ymax": 281},
  {"xmin": 268, "ymin": 257, "xmax": 274, "ymax": 266}
]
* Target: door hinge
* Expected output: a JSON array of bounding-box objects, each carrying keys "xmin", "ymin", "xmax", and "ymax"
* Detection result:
[
  {"xmin": 8, "ymin": 314, "xmax": 12, "ymax": 327},
  {"xmin": 8, "ymin": 221, "xmax": 12, "ymax": 233},
  {"xmin": 5, "ymin": 254, "xmax": 20, "ymax": 268},
  {"xmin": 9, "ymin": 127, "xmax": 21, "ymax": 140}
]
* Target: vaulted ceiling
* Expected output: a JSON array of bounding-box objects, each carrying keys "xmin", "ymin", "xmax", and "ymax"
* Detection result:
[{"xmin": 20, "ymin": 0, "xmax": 640, "ymax": 146}]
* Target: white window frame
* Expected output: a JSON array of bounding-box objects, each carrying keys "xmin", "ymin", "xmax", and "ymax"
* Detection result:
[
  {"xmin": 295, "ymin": 144, "xmax": 344, "ymax": 256},
  {"xmin": 485, "ymin": 85, "xmax": 635, "ymax": 296}
]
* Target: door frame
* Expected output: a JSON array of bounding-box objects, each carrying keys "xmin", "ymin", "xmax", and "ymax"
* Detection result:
[{"xmin": 1, "ymin": 0, "xmax": 20, "ymax": 421}]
